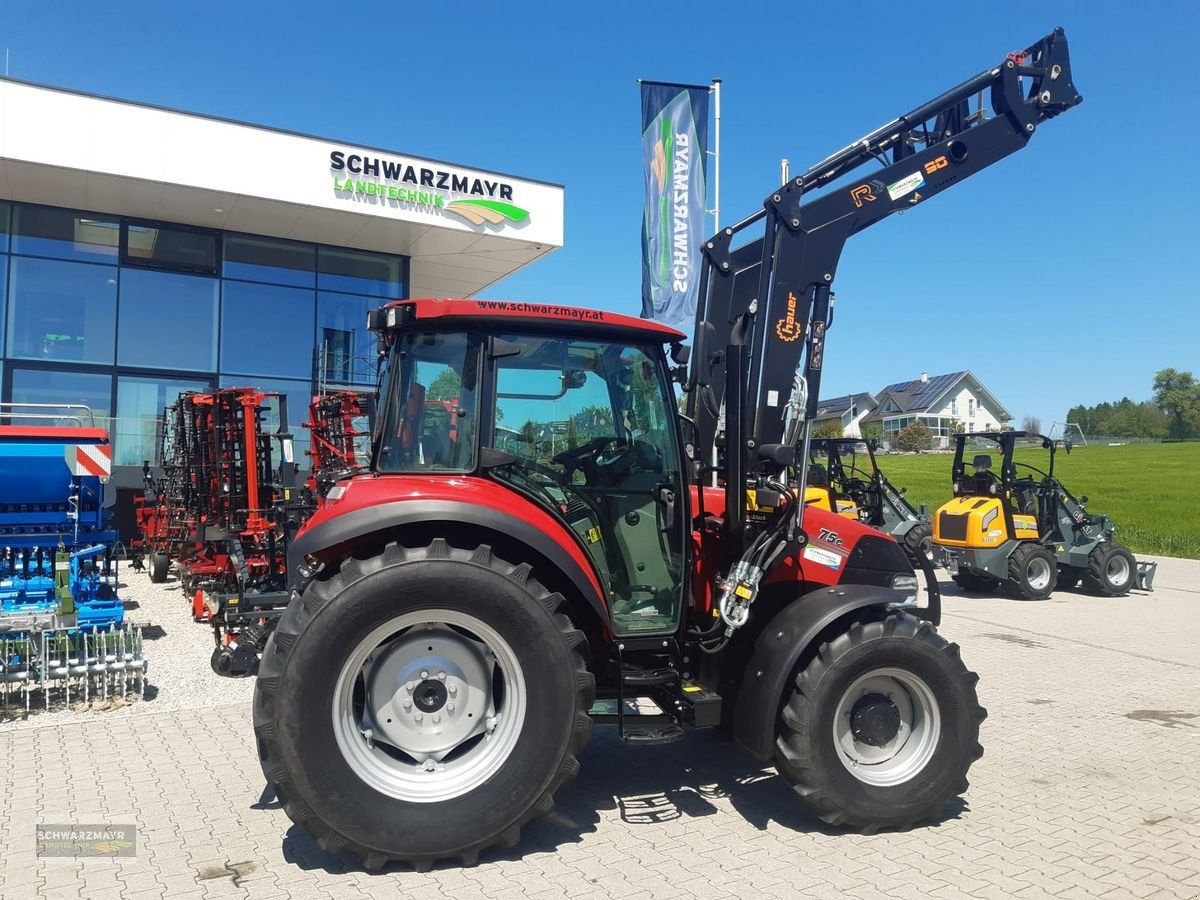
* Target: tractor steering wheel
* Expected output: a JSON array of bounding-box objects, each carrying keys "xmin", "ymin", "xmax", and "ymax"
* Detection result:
[{"xmin": 553, "ymin": 435, "xmax": 662, "ymax": 484}]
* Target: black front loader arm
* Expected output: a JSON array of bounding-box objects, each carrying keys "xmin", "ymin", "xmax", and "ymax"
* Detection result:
[{"xmin": 690, "ymin": 29, "xmax": 1081, "ymax": 518}]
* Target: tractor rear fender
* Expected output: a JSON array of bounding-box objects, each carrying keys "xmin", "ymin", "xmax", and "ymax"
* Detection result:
[
  {"xmin": 732, "ymin": 585, "xmax": 903, "ymax": 761},
  {"xmin": 287, "ymin": 498, "xmax": 610, "ymax": 626}
]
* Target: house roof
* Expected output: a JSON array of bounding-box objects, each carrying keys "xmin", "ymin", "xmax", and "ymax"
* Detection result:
[
  {"xmin": 863, "ymin": 371, "xmax": 1013, "ymax": 422},
  {"xmin": 815, "ymin": 392, "xmax": 876, "ymax": 420}
]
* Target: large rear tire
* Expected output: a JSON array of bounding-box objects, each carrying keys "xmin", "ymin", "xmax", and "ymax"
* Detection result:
[
  {"xmin": 1005, "ymin": 543, "xmax": 1057, "ymax": 601},
  {"xmin": 1082, "ymin": 543, "xmax": 1137, "ymax": 597},
  {"xmin": 775, "ymin": 612, "xmax": 985, "ymax": 829},
  {"xmin": 253, "ymin": 538, "xmax": 594, "ymax": 870}
]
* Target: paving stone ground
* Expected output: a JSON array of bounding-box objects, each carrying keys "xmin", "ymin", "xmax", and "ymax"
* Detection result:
[{"xmin": 1, "ymin": 556, "xmax": 1198, "ymax": 899}]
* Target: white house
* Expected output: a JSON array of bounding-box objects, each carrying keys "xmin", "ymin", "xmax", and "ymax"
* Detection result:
[
  {"xmin": 813, "ymin": 393, "xmax": 878, "ymax": 438},
  {"xmin": 861, "ymin": 371, "xmax": 1012, "ymax": 448}
]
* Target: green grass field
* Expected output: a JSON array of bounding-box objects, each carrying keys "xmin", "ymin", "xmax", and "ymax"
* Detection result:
[{"xmin": 875, "ymin": 442, "xmax": 1200, "ymax": 559}]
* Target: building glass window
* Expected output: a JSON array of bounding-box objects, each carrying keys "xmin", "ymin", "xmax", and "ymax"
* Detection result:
[
  {"xmin": 317, "ymin": 293, "xmax": 376, "ymax": 386},
  {"xmin": 115, "ymin": 375, "xmax": 211, "ymax": 467},
  {"xmin": 220, "ymin": 281, "xmax": 314, "ymax": 379},
  {"xmin": 9, "ymin": 367, "xmax": 112, "ymax": 427},
  {"xmin": 968, "ymin": 398, "xmax": 975, "ymax": 417},
  {"xmin": 124, "ymin": 222, "xmax": 217, "ymax": 273},
  {"xmin": 0, "ymin": 256, "xmax": 7, "ymax": 353},
  {"xmin": 7, "ymin": 257, "xmax": 118, "ymax": 364},
  {"xmin": 223, "ymin": 234, "xmax": 315, "ymax": 288},
  {"xmin": 11, "ymin": 206, "xmax": 120, "ymax": 263},
  {"xmin": 0, "ymin": 201, "xmax": 9, "ymax": 253},
  {"xmin": 318, "ymin": 247, "xmax": 404, "ymax": 298},
  {"xmin": 951, "ymin": 399, "xmax": 958, "ymax": 416},
  {"xmin": 118, "ymin": 268, "xmax": 219, "ymax": 371}
]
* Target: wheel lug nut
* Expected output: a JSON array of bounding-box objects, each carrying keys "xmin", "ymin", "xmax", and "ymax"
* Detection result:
[
  {"xmin": 437, "ymin": 671, "xmax": 446, "ymax": 681},
  {"xmin": 420, "ymin": 670, "xmax": 429, "ymax": 679},
  {"xmin": 414, "ymin": 713, "xmax": 423, "ymax": 723},
  {"xmin": 403, "ymin": 701, "xmax": 412, "ymax": 711},
  {"xmin": 448, "ymin": 685, "xmax": 457, "ymax": 696},
  {"xmin": 433, "ymin": 715, "xmax": 441, "ymax": 724},
  {"xmin": 447, "ymin": 703, "xmax": 455, "ymax": 712},
  {"xmin": 406, "ymin": 682, "xmax": 415, "ymax": 692},
  {"xmin": 423, "ymin": 760, "xmax": 436, "ymax": 772}
]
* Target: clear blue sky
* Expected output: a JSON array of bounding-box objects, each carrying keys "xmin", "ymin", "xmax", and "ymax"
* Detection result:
[{"xmin": 2, "ymin": 1, "xmax": 1196, "ymax": 429}]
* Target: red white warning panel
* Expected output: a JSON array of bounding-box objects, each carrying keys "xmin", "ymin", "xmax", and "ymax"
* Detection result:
[{"xmin": 64, "ymin": 443, "xmax": 113, "ymax": 480}]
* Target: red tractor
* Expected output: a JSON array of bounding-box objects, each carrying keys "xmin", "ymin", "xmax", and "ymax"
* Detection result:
[{"xmin": 254, "ymin": 30, "xmax": 1080, "ymax": 868}]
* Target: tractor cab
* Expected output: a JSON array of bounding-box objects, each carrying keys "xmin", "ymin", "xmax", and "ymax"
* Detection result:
[{"xmin": 367, "ymin": 299, "xmax": 689, "ymax": 636}]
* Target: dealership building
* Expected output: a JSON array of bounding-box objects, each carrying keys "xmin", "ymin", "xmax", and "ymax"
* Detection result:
[{"xmin": 0, "ymin": 76, "xmax": 564, "ymax": 508}]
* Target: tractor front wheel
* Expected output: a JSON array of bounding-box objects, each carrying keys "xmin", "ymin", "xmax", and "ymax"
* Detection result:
[
  {"xmin": 1005, "ymin": 543, "xmax": 1057, "ymax": 600},
  {"xmin": 775, "ymin": 612, "xmax": 985, "ymax": 830},
  {"xmin": 1082, "ymin": 543, "xmax": 1137, "ymax": 597},
  {"xmin": 253, "ymin": 538, "xmax": 594, "ymax": 870}
]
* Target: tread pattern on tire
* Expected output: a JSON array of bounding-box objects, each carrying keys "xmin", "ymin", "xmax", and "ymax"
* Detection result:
[
  {"xmin": 1081, "ymin": 542, "xmax": 1135, "ymax": 597},
  {"xmin": 1004, "ymin": 542, "xmax": 1056, "ymax": 600},
  {"xmin": 901, "ymin": 523, "xmax": 933, "ymax": 566},
  {"xmin": 775, "ymin": 613, "xmax": 986, "ymax": 831},
  {"xmin": 253, "ymin": 538, "xmax": 595, "ymax": 870}
]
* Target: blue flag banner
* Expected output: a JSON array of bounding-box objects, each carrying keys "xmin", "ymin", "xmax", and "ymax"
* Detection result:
[{"xmin": 640, "ymin": 81, "xmax": 710, "ymax": 327}]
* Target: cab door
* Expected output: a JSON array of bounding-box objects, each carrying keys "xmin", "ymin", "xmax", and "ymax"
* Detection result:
[{"xmin": 487, "ymin": 333, "xmax": 686, "ymax": 636}]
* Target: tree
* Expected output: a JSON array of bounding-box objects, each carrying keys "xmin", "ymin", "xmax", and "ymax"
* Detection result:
[
  {"xmin": 812, "ymin": 420, "xmax": 844, "ymax": 439},
  {"xmin": 426, "ymin": 368, "xmax": 462, "ymax": 402},
  {"xmin": 1021, "ymin": 415, "xmax": 1042, "ymax": 435},
  {"xmin": 860, "ymin": 421, "xmax": 883, "ymax": 443},
  {"xmin": 1153, "ymin": 368, "xmax": 1200, "ymax": 439},
  {"xmin": 947, "ymin": 418, "xmax": 966, "ymax": 435},
  {"xmin": 896, "ymin": 421, "xmax": 933, "ymax": 452}
]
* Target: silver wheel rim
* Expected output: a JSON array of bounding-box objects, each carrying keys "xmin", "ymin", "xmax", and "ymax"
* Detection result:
[
  {"xmin": 833, "ymin": 667, "xmax": 941, "ymax": 787},
  {"xmin": 1027, "ymin": 557, "xmax": 1053, "ymax": 592},
  {"xmin": 1106, "ymin": 554, "xmax": 1130, "ymax": 586},
  {"xmin": 332, "ymin": 608, "xmax": 526, "ymax": 804}
]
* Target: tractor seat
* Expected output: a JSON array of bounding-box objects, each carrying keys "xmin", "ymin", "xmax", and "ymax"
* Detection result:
[{"xmin": 808, "ymin": 464, "xmax": 829, "ymax": 487}]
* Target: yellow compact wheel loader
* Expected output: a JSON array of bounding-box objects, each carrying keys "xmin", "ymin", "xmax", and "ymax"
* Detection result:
[{"xmin": 932, "ymin": 432, "xmax": 1155, "ymax": 600}]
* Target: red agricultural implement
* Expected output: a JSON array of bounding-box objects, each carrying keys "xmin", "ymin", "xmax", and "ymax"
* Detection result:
[
  {"xmin": 304, "ymin": 391, "xmax": 370, "ymax": 502},
  {"xmin": 135, "ymin": 387, "xmax": 306, "ymax": 675}
]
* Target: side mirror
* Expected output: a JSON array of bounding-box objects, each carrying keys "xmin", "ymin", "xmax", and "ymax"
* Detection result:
[{"xmin": 670, "ymin": 342, "xmax": 691, "ymax": 365}]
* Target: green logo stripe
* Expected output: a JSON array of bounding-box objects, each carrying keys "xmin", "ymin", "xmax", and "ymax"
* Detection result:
[{"xmin": 447, "ymin": 199, "xmax": 530, "ymax": 221}]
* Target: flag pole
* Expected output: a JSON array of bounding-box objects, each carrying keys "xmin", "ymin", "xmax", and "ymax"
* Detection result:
[{"xmin": 710, "ymin": 79, "xmax": 721, "ymax": 232}]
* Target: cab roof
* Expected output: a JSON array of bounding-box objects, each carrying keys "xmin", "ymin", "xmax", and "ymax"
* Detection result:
[{"xmin": 380, "ymin": 298, "xmax": 686, "ymax": 342}]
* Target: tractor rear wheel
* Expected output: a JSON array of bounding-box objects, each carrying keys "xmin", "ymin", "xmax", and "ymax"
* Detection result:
[
  {"xmin": 952, "ymin": 570, "xmax": 999, "ymax": 593},
  {"xmin": 901, "ymin": 523, "xmax": 934, "ymax": 567},
  {"xmin": 148, "ymin": 552, "xmax": 169, "ymax": 584},
  {"xmin": 1005, "ymin": 543, "xmax": 1057, "ymax": 600},
  {"xmin": 1082, "ymin": 543, "xmax": 1137, "ymax": 597},
  {"xmin": 775, "ymin": 612, "xmax": 985, "ymax": 830},
  {"xmin": 253, "ymin": 538, "xmax": 594, "ymax": 870}
]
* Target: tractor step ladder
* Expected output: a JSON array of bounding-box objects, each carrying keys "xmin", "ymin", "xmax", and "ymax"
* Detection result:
[{"xmin": 613, "ymin": 636, "xmax": 685, "ymax": 745}]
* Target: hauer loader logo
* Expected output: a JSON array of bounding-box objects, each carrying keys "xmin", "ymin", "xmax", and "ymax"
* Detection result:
[
  {"xmin": 775, "ymin": 292, "xmax": 804, "ymax": 342},
  {"xmin": 329, "ymin": 150, "xmax": 530, "ymax": 227}
]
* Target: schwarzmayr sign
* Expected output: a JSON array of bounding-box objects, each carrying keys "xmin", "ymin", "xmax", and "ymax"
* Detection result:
[{"xmin": 330, "ymin": 150, "xmax": 530, "ymax": 226}]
